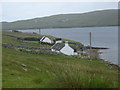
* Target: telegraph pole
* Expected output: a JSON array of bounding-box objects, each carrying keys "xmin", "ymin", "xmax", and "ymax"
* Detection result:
[
  {"xmin": 90, "ymin": 32, "xmax": 92, "ymax": 49},
  {"xmin": 39, "ymin": 28, "xmax": 41, "ymax": 46},
  {"xmin": 89, "ymin": 32, "xmax": 92, "ymax": 59},
  {"xmin": 39, "ymin": 28, "xmax": 41, "ymax": 35}
]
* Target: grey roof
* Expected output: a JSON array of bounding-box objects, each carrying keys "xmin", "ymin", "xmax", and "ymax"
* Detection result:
[
  {"xmin": 55, "ymin": 38, "xmax": 62, "ymax": 41},
  {"xmin": 70, "ymin": 46, "xmax": 77, "ymax": 50},
  {"xmin": 41, "ymin": 36, "xmax": 46, "ymax": 41},
  {"xmin": 51, "ymin": 43, "xmax": 65, "ymax": 51},
  {"xmin": 70, "ymin": 46, "xmax": 78, "ymax": 52},
  {"xmin": 52, "ymin": 43, "xmax": 78, "ymax": 51}
]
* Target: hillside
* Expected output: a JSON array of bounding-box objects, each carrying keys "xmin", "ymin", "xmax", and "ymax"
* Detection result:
[
  {"xmin": 2, "ymin": 9, "xmax": 119, "ymax": 30},
  {"xmin": 2, "ymin": 31, "xmax": 119, "ymax": 88}
]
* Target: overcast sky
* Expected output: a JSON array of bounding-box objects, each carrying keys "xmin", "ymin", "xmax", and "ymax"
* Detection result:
[{"xmin": 1, "ymin": 2, "xmax": 118, "ymax": 22}]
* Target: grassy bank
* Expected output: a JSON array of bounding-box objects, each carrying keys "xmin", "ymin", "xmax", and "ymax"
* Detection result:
[
  {"xmin": 2, "ymin": 47, "xmax": 118, "ymax": 88},
  {"xmin": 2, "ymin": 31, "xmax": 119, "ymax": 88},
  {"xmin": 2, "ymin": 31, "xmax": 83, "ymax": 46}
]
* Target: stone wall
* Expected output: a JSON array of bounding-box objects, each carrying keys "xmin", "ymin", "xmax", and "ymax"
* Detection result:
[{"xmin": 2, "ymin": 43, "xmax": 65, "ymax": 56}]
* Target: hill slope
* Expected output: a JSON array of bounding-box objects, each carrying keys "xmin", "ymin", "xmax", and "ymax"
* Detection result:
[
  {"xmin": 2, "ymin": 31, "xmax": 118, "ymax": 88},
  {"xmin": 2, "ymin": 9, "xmax": 118, "ymax": 30}
]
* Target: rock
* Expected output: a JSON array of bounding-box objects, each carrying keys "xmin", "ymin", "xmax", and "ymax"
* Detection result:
[
  {"xmin": 35, "ymin": 67, "xmax": 41, "ymax": 72},
  {"xmin": 109, "ymin": 64, "xmax": 120, "ymax": 70},
  {"xmin": 46, "ymin": 70, "xmax": 49, "ymax": 73},
  {"xmin": 21, "ymin": 64, "xmax": 26, "ymax": 67},
  {"xmin": 22, "ymin": 68, "xmax": 27, "ymax": 72}
]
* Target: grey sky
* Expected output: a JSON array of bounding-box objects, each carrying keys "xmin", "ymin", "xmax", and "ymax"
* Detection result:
[{"xmin": 1, "ymin": 2, "xmax": 118, "ymax": 22}]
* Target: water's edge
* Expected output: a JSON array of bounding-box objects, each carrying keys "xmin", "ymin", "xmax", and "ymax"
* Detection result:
[{"xmin": 8, "ymin": 26, "xmax": 118, "ymax": 66}]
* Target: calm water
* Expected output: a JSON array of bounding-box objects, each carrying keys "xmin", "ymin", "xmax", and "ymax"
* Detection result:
[{"xmin": 18, "ymin": 26, "xmax": 118, "ymax": 65}]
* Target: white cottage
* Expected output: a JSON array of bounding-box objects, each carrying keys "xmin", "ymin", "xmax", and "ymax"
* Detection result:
[
  {"xmin": 51, "ymin": 41, "xmax": 78, "ymax": 56},
  {"xmin": 40, "ymin": 36, "xmax": 52, "ymax": 43}
]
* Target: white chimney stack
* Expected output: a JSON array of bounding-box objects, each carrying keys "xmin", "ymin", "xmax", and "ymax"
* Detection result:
[{"xmin": 65, "ymin": 41, "xmax": 69, "ymax": 46}]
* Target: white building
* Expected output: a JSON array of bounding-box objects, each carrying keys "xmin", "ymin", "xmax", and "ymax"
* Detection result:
[
  {"xmin": 40, "ymin": 36, "xmax": 52, "ymax": 43},
  {"xmin": 51, "ymin": 41, "xmax": 78, "ymax": 56},
  {"xmin": 55, "ymin": 38, "xmax": 62, "ymax": 43}
]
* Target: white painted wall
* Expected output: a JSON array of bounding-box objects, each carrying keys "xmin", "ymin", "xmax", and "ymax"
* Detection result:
[
  {"xmin": 40, "ymin": 36, "xmax": 52, "ymax": 43},
  {"xmin": 43, "ymin": 37, "xmax": 52, "ymax": 43},
  {"xmin": 56, "ymin": 40, "xmax": 62, "ymax": 43},
  {"xmin": 74, "ymin": 52, "xmax": 78, "ymax": 55},
  {"xmin": 51, "ymin": 49, "xmax": 60, "ymax": 53},
  {"xmin": 60, "ymin": 44, "xmax": 74, "ymax": 56},
  {"xmin": 40, "ymin": 36, "xmax": 45, "ymax": 42},
  {"xmin": 51, "ymin": 49, "xmax": 55, "ymax": 52}
]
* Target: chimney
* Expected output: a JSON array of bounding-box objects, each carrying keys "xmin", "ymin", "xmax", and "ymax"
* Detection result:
[{"xmin": 65, "ymin": 41, "xmax": 69, "ymax": 46}]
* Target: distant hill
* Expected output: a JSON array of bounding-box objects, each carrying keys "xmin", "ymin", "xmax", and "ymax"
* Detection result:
[{"xmin": 2, "ymin": 9, "xmax": 119, "ymax": 30}]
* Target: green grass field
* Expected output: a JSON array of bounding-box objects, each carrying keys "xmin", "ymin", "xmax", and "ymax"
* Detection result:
[
  {"xmin": 2, "ymin": 31, "xmax": 119, "ymax": 88},
  {"xmin": 24, "ymin": 41, "xmax": 39, "ymax": 43}
]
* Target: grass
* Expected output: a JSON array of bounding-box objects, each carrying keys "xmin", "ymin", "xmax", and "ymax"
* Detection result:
[
  {"xmin": 2, "ymin": 31, "xmax": 83, "ymax": 49},
  {"xmin": 2, "ymin": 31, "xmax": 119, "ymax": 88},
  {"xmin": 24, "ymin": 40, "xmax": 39, "ymax": 43},
  {"xmin": 2, "ymin": 47, "xmax": 118, "ymax": 88},
  {"xmin": 2, "ymin": 31, "xmax": 83, "ymax": 46},
  {"xmin": 2, "ymin": 35, "xmax": 52, "ymax": 48}
]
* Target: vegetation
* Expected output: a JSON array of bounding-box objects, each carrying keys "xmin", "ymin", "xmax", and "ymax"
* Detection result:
[
  {"xmin": 2, "ymin": 47, "xmax": 118, "ymax": 88},
  {"xmin": 2, "ymin": 31, "xmax": 83, "ymax": 46},
  {"xmin": 2, "ymin": 31, "xmax": 119, "ymax": 88},
  {"xmin": 2, "ymin": 9, "xmax": 119, "ymax": 30},
  {"xmin": 23, "ymin": 37, "xmax": 40, "ymax": 41},
  {"xmin": 24, "ymin": 40, "xmax": 39, "ymax": 43}
]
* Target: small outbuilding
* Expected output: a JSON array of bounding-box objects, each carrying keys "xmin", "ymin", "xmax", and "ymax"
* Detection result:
[
  {"xmin": 55, "ymin": 38, "xmax": 62, "ymax": 43},
  {"xmin": 51, "ymin": 41, "xmax": 78, "ymax": 56},
  {"xmin": 40, "ymin": 36, "xmax": 52, "ymax": 44}
]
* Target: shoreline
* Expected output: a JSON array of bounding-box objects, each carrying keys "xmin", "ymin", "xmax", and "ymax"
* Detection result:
[
  {"xmin": 3, "ymin": 31, "xmax": 119, "ymax": 70},
  {"xmin": 99, "ymin": 58, "xmax": 120, "ymax": 70}
]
